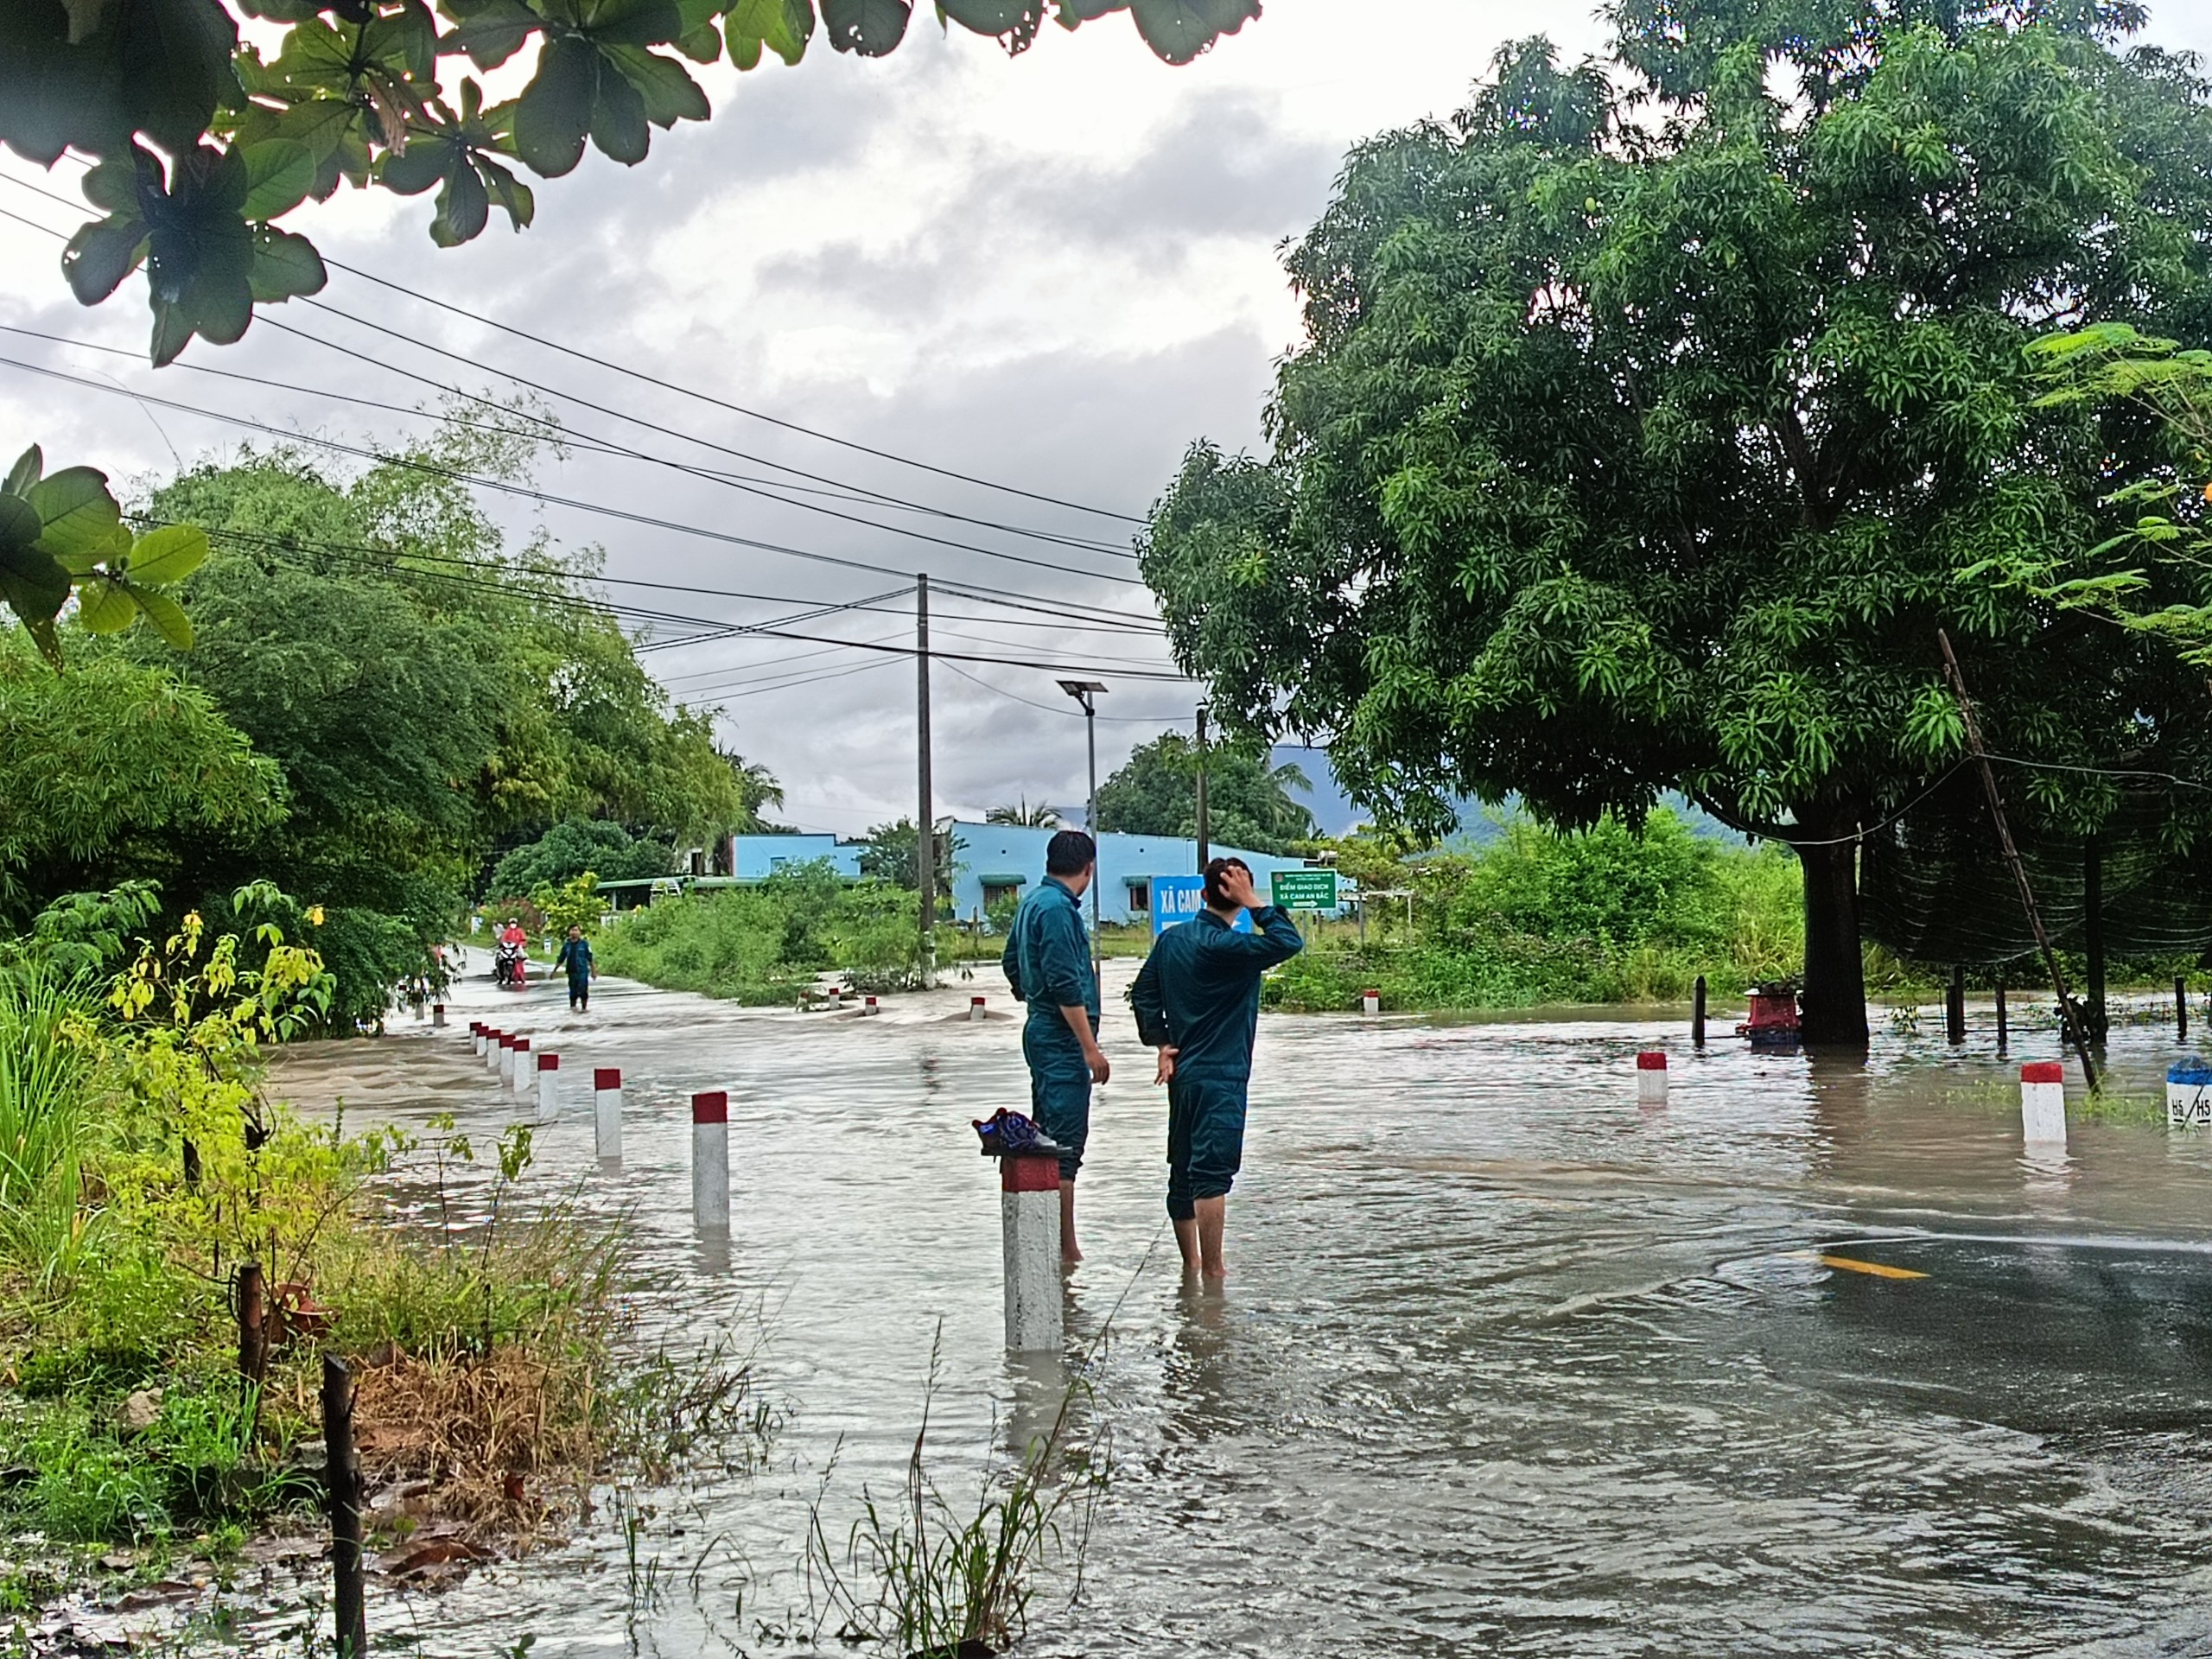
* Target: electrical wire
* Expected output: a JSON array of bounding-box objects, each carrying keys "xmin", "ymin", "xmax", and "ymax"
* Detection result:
[{"xmin": 0, "ymin": 167, "xmax": 1146, "ymax": 529}]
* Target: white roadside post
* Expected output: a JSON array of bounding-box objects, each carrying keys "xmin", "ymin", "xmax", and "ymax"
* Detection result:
[
  {"xmin": 431, "ymin": 1002, "xmax": 446, "ymax": 1028},
  {"xmin": 2021, "ymin": 1060, "xmax": 2067, "ymax": 1145},
  {"xmin": 969, "ymin": 996, "xmax": 988, "ymax": 1023},
  {"xmin": 471, "ymin": 1021, "xmax": 486, "ymax": 1057},
  {"xmin": 511, "ymin": 1038, "xmax": 532, "ymax": 1097},
  {"xmin": 497, "ymin": 1033, "xmax": 516, "ymax": 1084},
  {"xmin": 1637, "ymin": 1050, "xmax": 1669, "ymax": 1105},
  {"xmin": 1000, "ymin": 1147, "xmax": 1064, "ymax": 1353},
  {"xmin": 2168, "ymin": 1059, "xmax": 2212, "ymax": 1128},
  {"xmin": 594, "ymin": 1068, "xmax": 623, "ymax": 1160},
  {"xmin": 1360, "ymin": 988, "xmax": 1381, "ymax": 1016},
  {"xmin": 693, "ymin": 1091, "xmax": 730, "ymax": 1230},
  {"xmin": 536, "ymin": 1052, "xmax": 559, "ymax": 1122},
  {"xmin": 863, "ymin": 995, "xmax": 880, "ymax": 1016}
]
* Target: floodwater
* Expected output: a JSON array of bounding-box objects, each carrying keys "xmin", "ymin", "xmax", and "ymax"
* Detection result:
[{"xmin": 256, "ymin": 968, "xmax": 2212, "ymax": 1657}]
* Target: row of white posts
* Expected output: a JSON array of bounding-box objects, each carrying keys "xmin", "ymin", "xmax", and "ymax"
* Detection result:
[
  {"xmin": 467, "ymin": 1020, "xmax": 727, "ymax": 1228},
  {"xmin": 1630, "ymin": 1049, "xmax": 2077, "ymax": 1145}
]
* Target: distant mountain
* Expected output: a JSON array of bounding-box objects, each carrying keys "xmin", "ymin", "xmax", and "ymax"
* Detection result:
[{"xmin": 1273, "ymin": 746, "xmax": 1749, "ymax": 847}]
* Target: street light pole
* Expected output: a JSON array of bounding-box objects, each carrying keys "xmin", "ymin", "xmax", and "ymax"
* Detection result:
[
  {"xmin": 916, "ymin": 574, "xmax": 933, "ymax": 990},
  {"xmin": 1193, "ymin": 702, "xmax": 1210, "ymax": 874},
  {"xmin": 1058, "ymin": 678, "xmax": 1108, "ymax": 983}
]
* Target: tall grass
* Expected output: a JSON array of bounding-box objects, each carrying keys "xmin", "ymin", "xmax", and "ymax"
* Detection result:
[{"xmin": 0, "ymin": 967, "xmax": 100, "ymax": 1290}]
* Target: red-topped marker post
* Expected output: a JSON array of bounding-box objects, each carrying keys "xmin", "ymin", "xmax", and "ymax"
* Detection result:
[
  {"xmin": 693, "ymin": 1091, "xmax": 729, "ymax": 1230},
  {"xmin": 1001, "ymin": 1148, "xmax": 1063, "ymax": 1352},
  {"xmin": 510, "ymin": 1037, "xmax": 532, "ymax": 1097},
  {"xmin": 536, "ymin": 1052, "xmax": 559, "ymax": 1122},
  {"xmin": 1637, "ymin": 1051, "xmax": 1669, "ymax": 1105},
  {"xmin": 969, "ymin": 996, "xmax": 988, "ymax": 1023},
  {"xmin": 2021, "ymin": 1061, "xmax": 2067, "ymax": 1146},
  {"xmin": 594, "ymin": 1068, "xmax": 622, "ymax": 1160}
]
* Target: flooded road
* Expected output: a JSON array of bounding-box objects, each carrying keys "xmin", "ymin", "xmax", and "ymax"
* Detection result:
[{"xmin": 269, "ymin": 972, "xmax": 2212, "ymax": 1656}]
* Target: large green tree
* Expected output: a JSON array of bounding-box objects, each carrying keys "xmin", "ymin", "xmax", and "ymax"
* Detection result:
[
  {"xmin": 3, "ymin": 0, "xmax": 1261, "ymax": 364},
  {"xmin": 1141, "ymin": 7, "xmax": 2212, "ymax": 1046},
  {"xmin": 1093, "ymin": 730, "xmax": 1313, "ymax": 855}
]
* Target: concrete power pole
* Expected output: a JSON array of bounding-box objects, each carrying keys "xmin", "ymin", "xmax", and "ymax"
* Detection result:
[
  {"xmin": 916, "ymin": 574, "xmax": 933, "ymax": 989},
  {"xmin": 1194, "ymin": 702, "xmax": 1210, "ymax": 873}
]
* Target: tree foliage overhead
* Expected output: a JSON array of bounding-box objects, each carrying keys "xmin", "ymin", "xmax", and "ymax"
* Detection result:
[
  {"xmin": 3, "ymin": 0, "xmax": 1262, "ymax": 364},
  {"xmin": 486, "ymin": 817, "xmax": 674, "ymax": 899},
  {"xmin": 1140, "ymin": 4, "xmax": 2212, "ymax": 1044},
  {"xmin": 1093, "ymin": 729, "xmax": 1313, "ymax": 855}
]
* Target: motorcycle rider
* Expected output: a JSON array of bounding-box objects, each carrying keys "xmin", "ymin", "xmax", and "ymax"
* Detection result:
[{"xmin": 496, "ymin": 918, "xmax": 528, "ymax": 986}]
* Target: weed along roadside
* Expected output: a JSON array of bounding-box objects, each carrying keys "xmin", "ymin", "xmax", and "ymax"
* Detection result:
[{"xmin": 0, "ymin": 893, "xmax": 766, "ymax": 1649}]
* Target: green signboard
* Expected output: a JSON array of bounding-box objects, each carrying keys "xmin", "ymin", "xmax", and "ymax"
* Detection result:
[{"xmin": 1270, "ymin": 868, "xmax": 1339, "ymax": 911}]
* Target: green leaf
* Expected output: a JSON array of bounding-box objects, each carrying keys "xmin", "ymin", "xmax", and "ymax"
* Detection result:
[
  {"xmin": 586, "ymin": 0, "xmax": 687, "ymax": 48},
  {"xmin": 673, "ymin": 21, "xmax": 721, "ymax": 60},
  {"xmin": 939, "ymin": 0, "xmax": 1044, "ymax": 45},
  {"xmin": 1126, "ymin": 0, "xmax": 1255, "ymax": 63},
  {"xmin": 512, "ymin": 35, "xmax": 599, "ymax": 177},
  {"xmin": 131, "ymin": 586, "xmax": 194, "ymax": 650},
  {"xmin": 726, "ymin": 0, "xmax": 811, "ymax": 65},
  {"xmin": 430, "ymin": 162, "xmax": 491, "ymax": 246},
  {"xmin": 126, "ymin": 523, "xmax": 209, "ymax": 585},
  {"xmin": 362, "ymin": 0, "xmax": 439, "ymax": 82},
  {"xmin": 0, "ymin": 540, "xmax": 73, "ymax": 630},
  {"xmin": 607, "ymin": 47, "xmax": 709, "ymax": 127},
  {"xmin": 822, "ymin": 0, "xmax": 909, "ymax": 53},
  {"xmin": 589, "ymin": 58, "xmax": 651, "ymax": 163},
  {"xmin": 75, "ymin": 575, "xmax": 142, "ymax": 634},
  {"xmin": 378, "ymin": 135, "xmax": 455, "ymax": 196},
  {"xmin": 79, "ymin": 153, "xmax": 142, "ymax": 216},
  {"xmin": 240, "ymin": 138, "xmax": 315, "ymax": 219},
  {"xmin": 54, "ymin": 520, "xmax": 130, "ymax": 577},
  {"xmin": 62, "ymin": 216, "xmax": 147, "ymax": 305},
  {"xmin": 0, "ymin": 492, "xmax": 41, "ymax": 550},
  {"xmin": 439, "ymin": 0, "xmax": 540, "ymax": 71},
  {"xmin": 477, "ymin": 157, "xmax": 535, "ymax": 231},
  {"xmin": 248, "ymin": 226, "xmax": 328, "ymax": 302},
  {"xmin": 27, "ymin": 467, "xmax": 121, "ymax": 563},
  {"xmin": 3, "ymin": 447, "xmax": 40, "ymax": 497}
]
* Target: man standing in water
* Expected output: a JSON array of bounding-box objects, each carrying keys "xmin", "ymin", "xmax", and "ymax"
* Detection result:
[
  {"xmin": 554, "ymin": 925, "xmax": 595, "ymax": 1014},
  {"xmin": 1132, "ymin": 857, "xmax": 1303, "ymax": 1280},
  {"xmin": 1003, "ymin": 830, "xmax": 1110, "ymax": 1263}
]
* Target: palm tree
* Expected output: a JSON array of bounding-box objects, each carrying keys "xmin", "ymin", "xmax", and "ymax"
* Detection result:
[{"xmin": 986, "ymin": 799, "xmax": 1063, "ymax": 828}]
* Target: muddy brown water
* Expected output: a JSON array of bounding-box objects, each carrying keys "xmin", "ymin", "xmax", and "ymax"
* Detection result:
[{"xmin": 235, "ymin": 969, "xmax": 2212, "ymax": 1657}]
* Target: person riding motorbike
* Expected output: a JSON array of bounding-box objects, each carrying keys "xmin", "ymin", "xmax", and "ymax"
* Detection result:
[{"xmin": 494, "ymin": 918, "xmax": 528, "ymax": 988}]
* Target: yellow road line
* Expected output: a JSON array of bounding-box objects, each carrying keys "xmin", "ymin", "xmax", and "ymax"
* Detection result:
[{"xmin": 1811, "ymin": 1252, "xmax": 1930, "ymax": 1281}]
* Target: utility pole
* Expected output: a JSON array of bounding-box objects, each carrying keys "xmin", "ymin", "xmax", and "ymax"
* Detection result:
[
  {"xmin": 1936, "ymin": 629, "xmax": 2098, "ymax": 1090},
  {"xmin": 916, "ymin": 574, "xmax": 933, "ymax": 989},
  {"xmin": 1058, "ymin": 679, "xmax": 1108, "ymax": 983},
  {"xmin": 1194, "ymin": 703, "xmax": 1211, "ymax": 873}
]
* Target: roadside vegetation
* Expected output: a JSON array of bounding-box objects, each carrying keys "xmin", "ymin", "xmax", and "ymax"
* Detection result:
[{"xmin": 0, "ymin": 883, "xmax": 760, "ymax": 1607}]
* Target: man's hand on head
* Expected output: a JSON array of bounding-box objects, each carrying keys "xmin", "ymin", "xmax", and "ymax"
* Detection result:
[{"xmin": 1220, "ymin": 865, "xmax": 1262, "ymax": 910}]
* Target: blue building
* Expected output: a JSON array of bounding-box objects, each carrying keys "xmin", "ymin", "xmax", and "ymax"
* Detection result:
[{"xmin": 723, "ymin": 822, "xmax": 1327, "ymax": 926}]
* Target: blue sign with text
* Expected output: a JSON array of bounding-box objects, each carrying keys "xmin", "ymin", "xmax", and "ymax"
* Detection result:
[{"xmin": 1149, "ymin": 875, "xmax": 1253, "ymax": 936}]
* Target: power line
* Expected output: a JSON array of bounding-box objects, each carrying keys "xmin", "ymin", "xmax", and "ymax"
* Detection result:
[
  {"xmin": 1, "ymin": 166, "xmax": 1144, "ymax": 529},
  {"xmin": 321, "ymin": 257, "xmax": 1147, "ymax": 525},
  {"xmin": 0, "ymin": 355, "xmax": 1155, "ymax": 601}
]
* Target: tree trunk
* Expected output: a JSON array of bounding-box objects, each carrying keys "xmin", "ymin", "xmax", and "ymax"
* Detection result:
[{"xmin": 1796, "ymin": 835, "xmax": 1868, "ymax": 1050}]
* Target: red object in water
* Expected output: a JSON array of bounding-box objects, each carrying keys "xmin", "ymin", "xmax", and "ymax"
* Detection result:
[{"xmin": 1736, "ymin": 983, "xmax": 1801, "ymax": 1046}]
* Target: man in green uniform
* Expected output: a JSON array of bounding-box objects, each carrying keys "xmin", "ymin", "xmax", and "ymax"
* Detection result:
[
  {"xmin": 1132, "ymin": 857, "xmax": 1303, "ymax": 1280},
  {"xmin": 1002, "ymin": 829, "xmax": 1111, "ymax": 1264}
]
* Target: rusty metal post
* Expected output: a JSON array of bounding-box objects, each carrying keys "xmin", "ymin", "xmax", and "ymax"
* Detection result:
[
  {"xmin": 321, "ymin": 1354, "xmax": 368, "ymax": 1659},
  {"xmin": 237, "ymin": 1262, "xmax": 266, "ymax": 1383}
]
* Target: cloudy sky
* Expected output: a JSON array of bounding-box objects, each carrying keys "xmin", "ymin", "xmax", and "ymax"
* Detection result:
[{"xmin": 5, "ymin": 1, "xmax": 2211, "ymax": 836}]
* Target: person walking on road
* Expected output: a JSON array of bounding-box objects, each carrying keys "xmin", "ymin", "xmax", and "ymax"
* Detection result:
[
  {"xmin": 1131, "ymin": 856, "xmax": 1303, "ymax": 1280},
  {"xmin": 554, "ymin": 925, "xmax": 596, "ymax": 1013},
  {"xmin": 1002, "ymin": 829, "xmax": 1110, "ymax": 1264}
]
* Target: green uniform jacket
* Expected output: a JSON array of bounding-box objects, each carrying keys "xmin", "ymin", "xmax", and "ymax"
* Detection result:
[
  {"xmin": 1130, "ymin": 906, "xmax": 1303, "ymax": 1078},
  {"xmin": 1002, "ymin": 876, "xmax": 1097, "ymax": 1039}
]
